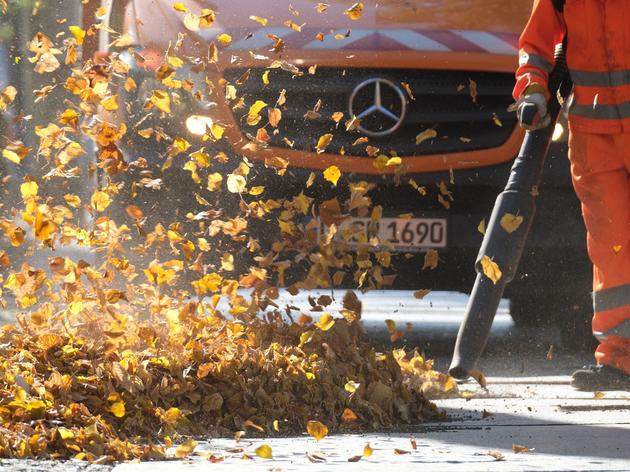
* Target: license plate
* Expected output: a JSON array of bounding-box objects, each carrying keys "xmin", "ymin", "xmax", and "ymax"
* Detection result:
[{"xmin": 321, "ymin": 217, "xmax": 447, "ymax": 251}]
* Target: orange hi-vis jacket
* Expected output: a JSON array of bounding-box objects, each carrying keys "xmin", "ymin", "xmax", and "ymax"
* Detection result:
[{"xmin": 514, "ymin": 0, "xmax": 630, "ymax": 134}]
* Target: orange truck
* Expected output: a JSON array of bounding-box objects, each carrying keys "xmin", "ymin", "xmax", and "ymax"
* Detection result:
[{"xmin": 87, "ymin": 0, "xmax": 591, "ymax": 342}]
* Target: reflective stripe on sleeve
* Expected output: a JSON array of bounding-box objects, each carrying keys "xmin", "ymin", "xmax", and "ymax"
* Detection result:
[
  {"xmin": 593, "ymin": 283, "xmax": 630, "ymax": 313},
  {"xmin": 519, "ymin": 52, "xmax": 553, "ymax": 72},
  {"xmin": 570, "ymin": 69, "xmax": 630, "ymax": 87}
]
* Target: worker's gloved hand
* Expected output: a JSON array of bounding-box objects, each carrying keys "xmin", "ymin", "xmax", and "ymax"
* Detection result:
[{"xmin": 508, "ymin": 92, "xmax": 550, "ymax": 131}]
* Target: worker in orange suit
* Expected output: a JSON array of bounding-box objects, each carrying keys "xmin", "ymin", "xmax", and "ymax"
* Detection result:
[{"xmin": 513, "ymin": 0, "xmax": 630, "ymax": 390}]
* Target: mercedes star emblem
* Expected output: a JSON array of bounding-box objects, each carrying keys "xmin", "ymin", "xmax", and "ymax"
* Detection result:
[{"xmin": 348, "ymin": 78, "xmax": 407, "ymax": 137}]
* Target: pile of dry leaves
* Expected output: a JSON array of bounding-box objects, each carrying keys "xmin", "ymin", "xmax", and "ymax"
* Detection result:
[{"xmin": 0, "ymin": 288, "xmax": 451, "ymax": 462}]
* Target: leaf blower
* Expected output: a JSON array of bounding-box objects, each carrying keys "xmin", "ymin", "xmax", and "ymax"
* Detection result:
[{"xmin": 449, "ymin": 43, "xmax": 573, "ymax": 380}]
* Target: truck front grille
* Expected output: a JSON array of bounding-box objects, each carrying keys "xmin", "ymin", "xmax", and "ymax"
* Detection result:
[{"xmin": 222, "ymin": 67, "xmax": 517, "ymax": 157}]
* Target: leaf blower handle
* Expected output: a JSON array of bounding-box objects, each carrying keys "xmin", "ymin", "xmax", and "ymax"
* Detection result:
[{"xmin": 520, "ymin": 102, "xmax": 542, "ymax": 129}]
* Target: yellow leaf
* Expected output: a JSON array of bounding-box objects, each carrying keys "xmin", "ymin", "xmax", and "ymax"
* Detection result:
[
  {"xmin": 306, "ymin": 172, "xmax": 315, "ymax": 188},
  {"xmin": 492, "ymin": 112, "xmax": 503, "ymax": 127},
  {"xmin": 323, "ymin": 165, "xmax": 341, "ymax": 186},
  {"xmin": 422, "ymin": 249, "xmax": 439, "ymax": 270},
  {"xmin": 386, "ymin": 156, "xmax": 402, "ymax": 166},
  {"xmin": 373, "ymin": 154, "xmax": 388, "ymax": 171},
  {"xmin": 315, "ymin": 313, "xmax": 335, "ymax": 331},
  {"xmin": 512, "ymin": 443, "xmax": 533, "ymax": 454},
  {"xmin": 100, "ymin": 95, "xmax": 118, "ymax": 111},
  {"xmin": 344, "ymin": 380, "xmax": 360, "ymax": 393},
  {"xmin": 111, "ymin": 33, "xmax": 133, "ymax": 48},
  {"xmin": 246, "ymin": 100, "xmax": 268, "ymax": 126},
  {"xmin": 250, "ymin": 15, "xmax": 268, "ymax": 26},
  {"xmin": 478, "ymin": 218, "xmax": 486, "ymax": 235},
  {"xmin": 3, "ymin": 148, "xmax": 21, "ymax": 164},
  {"xmin": 58, "ymin": 427, "xmax": 75, "ymax": 440},
  {"xmin": 416, "ymin": 128, "xmax": 437, "ymax": 145},
  {"xmin": 306, "ymin": 420, "xmax": 328, "ymax": 441},
  {"xmin": 217, "ymin": 33, "xmax": 232, "ymax": 46},
  {"xmin": 480, "ymin": 255, "xmax": 502, "ymax": 284},
  {"xmin": 221, "ymin": 253, "xmax": 234, "ymax": 271},
  {"xmin": 173, "ymin": 2, "xmax": 188, "ymax": 12},
  {"xmin": 255, "ymin": 444, "xmax": 273, "ymax": 459},
  {"xmin": 227, "ymin": 174, "xmax": 247, "ymax": 194},
  {"xmin": 175, "ymin": 439, "xmax": 197, "ymax": 458},
  {"xmin": 316, "ymin": 133, "xmax": 333, "ymax": 154},
  {"xmin": 64, "ymin": 194, "xmax": 81, "ymax": 208},
  {"xmin": 207, "ymin": 173, "xmax": 223, "ymax": 191},
  {"xmin": 594, "ymin": 391, "xmax": 605, "ymax": 400},
  {"xmin": 344, "ymin": 2, "xmax": 364, "ymax": 20},
  {"xmin": 151, "ymin": 90, "xmax": 171, "ymax": 114},
  {"xmin": 20, "ymin": 181, "xmax": 39, "ymax": 199},
  {"xmin": 68, "ymin": 25, "xmax": 86, "ymax": 45},
  {"xmin": 91, "ymin": 191, "xmax": 111, "ymax": 212},
  {"xmin": 500, "ymin": 213, "xmax": 523, "ymax": 234},
  {"xmin": 262, "ymin": 70, "xmax": 270, "ymax": 85},
  {"xmin": 183, "ymin": 12, "xmax": 200, "ymax": 31},
  {"xmin": 110, "ymin": 401, "xmax": 125, "ymax": 418},
  {"xmin": 363, "ymin": 443, "xmax": 373, "ymax": 457},
  {"xmin": 249, "ymin": 186, "xmax": 265, "ymax": 196}
]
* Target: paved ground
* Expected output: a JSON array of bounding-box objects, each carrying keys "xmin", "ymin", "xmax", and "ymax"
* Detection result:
[{"xmin": 2, "ymin": 291, "xmax": 628, "ymax": 471}]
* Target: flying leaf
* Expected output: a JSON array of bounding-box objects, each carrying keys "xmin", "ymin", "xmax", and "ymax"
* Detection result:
[
  {"xmin": 250, "ymin": 15, "xmax": 268, "ymax": 26},
  {"xmin": 316, "ymin": 133, "xmax": 333, "ymax": 153},
  {"xmin": 173, "ymin": 2, "xmax": 188, "ymax": 12},
  {"xmin": 226, "ymin": 174, "xmax": 246, "ymax": 193},
  {"xmin": 341, "ymin": 408, "xmax": 358, "ymax": 422},
  {"xmin": 413, "ymin": 289, "xmax": 431, "ymax": 299},
  {"xmin": 306, "ymin": 420, "xmax": 328, "ymax": 441},
  {"xmin": 246, "ymin": 100, "xmax": 268, "ymax": 126},
  {"xmin": 363, "ymin": 443, "xmax": 373, "ymax": 457},
  {"xmin": 478, "ymin": 218, "xmax": 486, "ymax": 235},
  {"xmin": 416, "ymin": 128, "xmax": 437, "ymax": 145},
  {"xmin": 175, "ymin": 439, "xmax": 198, "ymax": 458},
  {"xmin": 20, "ymin": 181, "xmax": 39, "ymax": 199},
  {"xmin": 183, "ymin": 13, "xmax": 200, "ymax": 31},
  {"xmin": 91, "ymin": 191, "xmax": 111, "ymax": 212},
  {"xmin": 151, "ymin": 90, "xmax": 171, "ymax": 114},
  {"xmin": 217, "ymin": 33, "xmax": 232, "ymax": 46},
  {"xmin": 512, "ymin": 443, "xmax": 533, "ymax": 454},
  {"xmin": 68, "ymin": 25, "xmax": 86, "ymax": 45},
  {"xmin": 469, "ymin": 78, "xmax": 478, "ymax": 104},
  {"xmin": 480, "ymin": 255, "xmax": 502, "ymax": 284},
  {"xmin": 422, "ymin": 249, "xmax": 439, "ymax": 270},
  {"xmin": 500, "ymin": 213, "xmax": 523, "ymax": 234},
  {"xmin": 469, "ymin": 369, "xmax": 487, "ymax": 388},
  {"xmin": 344, "ymin": 2, "xmax": 364, "ymax": 20},
  {"xmin": 315, "ymin": 313, "xmax": 335, "ymax": 331},
  {"xmin": 255, "ymin": 444, "xmax": 273, "ymax": 459},
  {"xmin": 323, "ymin": 165, "xmax": 341, "ymax": 186}
]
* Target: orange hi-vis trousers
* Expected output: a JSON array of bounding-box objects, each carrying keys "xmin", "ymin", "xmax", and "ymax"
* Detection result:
[{"xmin": 569, "ymin": 130, "xmax": 630, "ymax": 374}]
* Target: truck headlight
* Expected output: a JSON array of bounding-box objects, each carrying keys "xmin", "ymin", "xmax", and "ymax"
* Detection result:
[{"xmin": 186, "ymin": 115, "xmax": 214, "ymax": 136}]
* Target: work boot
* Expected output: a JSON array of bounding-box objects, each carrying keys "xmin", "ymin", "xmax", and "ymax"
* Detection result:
[{"xmin": 571, "ymin": 365, "xmax": 630, "ymax": 391}]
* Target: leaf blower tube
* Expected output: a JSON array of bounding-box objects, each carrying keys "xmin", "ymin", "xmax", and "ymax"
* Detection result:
[{"xmin": 449, "ymin": 44, "xmax": 572, "ymax": 381}]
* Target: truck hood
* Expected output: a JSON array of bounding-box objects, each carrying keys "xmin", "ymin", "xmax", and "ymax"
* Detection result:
[{"xmin": 133, "ymin": 0, "xmax": 530, "ymax": 54}]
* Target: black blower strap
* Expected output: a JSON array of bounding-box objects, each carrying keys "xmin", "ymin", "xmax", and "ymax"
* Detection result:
[{"xmin": 552, "ymin": 0, "xmax": 565, "ymax": 12}]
